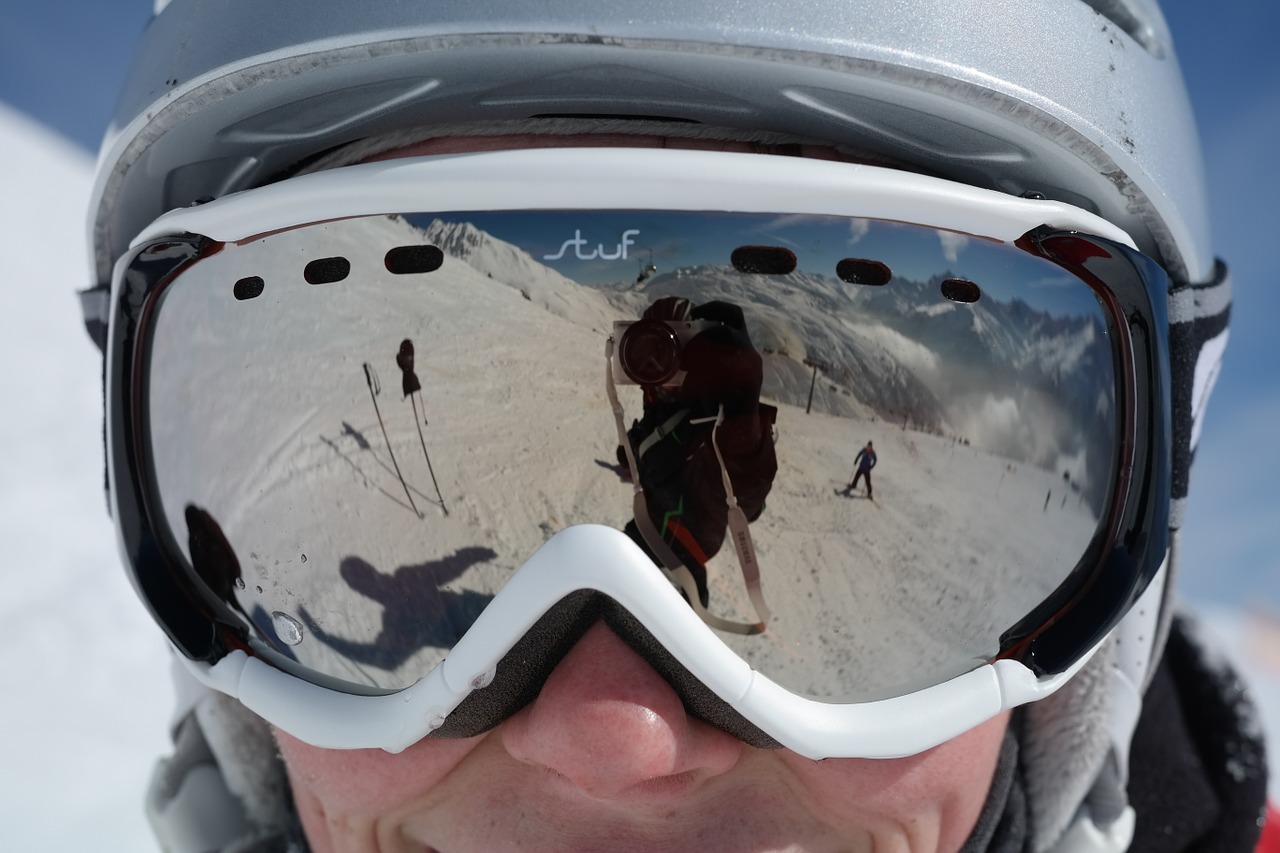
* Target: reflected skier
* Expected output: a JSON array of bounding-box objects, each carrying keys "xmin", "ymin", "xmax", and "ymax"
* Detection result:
[
  {"xmin": 845, "ymin": 440, "xmax": 877, "ymax": 500},
  {"xmin": 611, "ymin": 296, "xmax": 777, "ymax": 625}
]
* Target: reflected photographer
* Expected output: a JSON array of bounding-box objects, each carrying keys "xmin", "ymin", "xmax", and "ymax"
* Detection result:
[{"xmin": 610, "ymin": 296, "xmax": 777, "ymax": 620}]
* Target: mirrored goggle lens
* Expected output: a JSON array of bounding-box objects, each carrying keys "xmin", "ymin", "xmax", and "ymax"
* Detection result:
[{"xmin": 141, "ymin": 210, "xmax": 1120, "ymax": 702}]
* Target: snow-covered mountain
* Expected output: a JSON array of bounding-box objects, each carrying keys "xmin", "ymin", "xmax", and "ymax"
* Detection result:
[{"xmin": 411, "ymin": 216, "xmax": 621, "ymax": 333}]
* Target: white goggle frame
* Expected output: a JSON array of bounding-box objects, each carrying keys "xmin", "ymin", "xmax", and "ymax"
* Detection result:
[{"xmin": 117, "ymin": 147, "xmax": 1138, "ymax": 757}]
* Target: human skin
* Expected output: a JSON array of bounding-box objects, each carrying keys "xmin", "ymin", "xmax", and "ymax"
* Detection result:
[
  {"xmin": 274, "ymin": 134, "xmax": 1010, "ymax": 852},
  {"xmin": 278, "ymin": 622, "xmax": 1010, "ymax": 853}
]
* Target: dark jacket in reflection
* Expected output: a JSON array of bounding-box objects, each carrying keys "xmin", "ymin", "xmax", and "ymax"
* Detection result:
[
  {"xmin": 620, "ymin": 299, "xmax": 778, "ymax": 606},
  {"xmin": 186, "ymin": 504, "xmax": 242, "ymax": 606},
  {"xmin": 185, "ymin": 503, "xmax": 298, "ymax": 659}
]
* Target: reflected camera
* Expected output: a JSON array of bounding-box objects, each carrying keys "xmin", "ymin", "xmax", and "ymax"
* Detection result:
[{"xmin": 612, "ymin": 318, "xmax": 718, "ymax": 387}]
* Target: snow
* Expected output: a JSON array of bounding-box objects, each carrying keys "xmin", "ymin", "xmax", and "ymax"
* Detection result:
[
  {"xmin": 0, "ymin": 102, "xmax": 173, "ymax": 852},
  {"xmin": 0, "ymin": 98, "xmax": 1275, "ymax": 853}
]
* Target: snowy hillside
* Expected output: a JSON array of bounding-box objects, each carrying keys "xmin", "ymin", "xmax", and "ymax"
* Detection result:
[
  {"xmin": 414, "ymin": 216, "xmax": 621, "ymax": 333},
  {"xmin": 0, "ymin": 104, "xmax": 174, "ymax": 851}
]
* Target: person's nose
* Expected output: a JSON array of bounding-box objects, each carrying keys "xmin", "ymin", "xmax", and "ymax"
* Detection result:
[{"xmin": 499, "ymin": 620, "xmax": 744, "ymax": 799}]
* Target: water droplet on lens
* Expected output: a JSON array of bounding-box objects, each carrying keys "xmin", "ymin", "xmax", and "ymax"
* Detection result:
[
  {"xmin": 256, "ymin": 585, "xmax": 263, "ymax": 594},
  {"xmin": 234, "ymin": 578, "xmax": 245, "ymax": 590},
  {"xmin": 300, "ymin": 554, "xmax": 307, "ymax": 563},
  {"xmin": 271, "ymin": 611, "xmax": 304, "ymax": 645},
  {"xmin": 470, "ymin": 666, "xmax": 497, "ymax": 690}
]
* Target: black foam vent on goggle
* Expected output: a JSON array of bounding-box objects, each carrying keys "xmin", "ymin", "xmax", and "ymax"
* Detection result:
[{"xmin": 429, "ymin": 589, "xmax": 782, "ymax": 750}]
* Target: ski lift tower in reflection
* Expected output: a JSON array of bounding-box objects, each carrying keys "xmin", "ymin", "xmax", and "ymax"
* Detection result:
[{"xmin": 803, "ymin": 357, "xmax": 830, "ymax": 414}]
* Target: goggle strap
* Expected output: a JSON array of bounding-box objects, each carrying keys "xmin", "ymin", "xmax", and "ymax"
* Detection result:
[
  {"xmin": 706, "ymin": 408, "xmax": 771, "ymax": 627},
  {"xmin": 637, "ymin": 409, "xmax": 691, "ymax": 461},
  {"xmin": 1167, "ymin": 259, "xmax": 1232, "ymax": 530},
  {"xmin": 604, "ymin": 336, "xmax": 642, "ymax": 479}
]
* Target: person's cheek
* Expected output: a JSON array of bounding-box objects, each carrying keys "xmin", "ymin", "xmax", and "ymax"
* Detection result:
[
  {"xmin": 778, "ymin": 711, "xmax": 1010, "ymax": 852},
  {"xmin": 274, "ymin": 728, "xmax": 485, "ymax": 816}
]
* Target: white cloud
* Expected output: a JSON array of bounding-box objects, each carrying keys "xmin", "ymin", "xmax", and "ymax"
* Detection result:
[{"xmin": 938, "ymin": 230, "xmax": 968, "ymax": 264}]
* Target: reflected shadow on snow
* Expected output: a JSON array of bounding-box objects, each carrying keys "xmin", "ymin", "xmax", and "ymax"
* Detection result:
[{"xmin": 296, "ymin": 547, "xmax": 498, "ymax": 670}]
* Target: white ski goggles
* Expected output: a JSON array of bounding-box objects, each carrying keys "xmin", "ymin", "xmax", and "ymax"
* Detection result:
[{"xmin": 105, "ymin": 148, "xmax": 1171, "ymax": 758}]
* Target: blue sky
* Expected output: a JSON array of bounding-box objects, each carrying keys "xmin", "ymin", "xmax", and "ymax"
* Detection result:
[
  {"xmin": 1, "ymin": 1, "xmax": 1276, "ymax": 611},
  {"xmin": 1158, "ymin": 2, "xmax": 1280, "ymax": 607}
]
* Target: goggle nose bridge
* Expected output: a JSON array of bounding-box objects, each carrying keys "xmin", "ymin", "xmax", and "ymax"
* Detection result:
[{"xmin": 428, "ymin": 585, "xmax": 780, "ymax": 748}]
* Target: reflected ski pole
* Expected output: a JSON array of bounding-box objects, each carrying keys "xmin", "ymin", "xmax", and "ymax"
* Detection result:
[
  {"xmin": 363, "ymin": 362, "xmax": 423, "ymax": 518},
  {"xmin": 410, "ymin": 392, "xmax": 448, "ymax": 516},
  {"xmin": 398, "ymin": 338, "xmax": 447, "ymax": 516}
]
